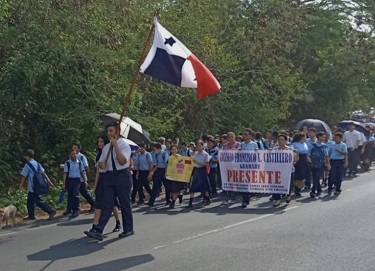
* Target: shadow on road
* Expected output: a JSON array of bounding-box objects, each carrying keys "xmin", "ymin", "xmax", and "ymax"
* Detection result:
[
  {"xmin": 67, "ymin": 254, "xmax": 155, "ymax": 271},
  {"xmin": 56, "ymin": 218, "xmax": 93, "ymax": 227},
  {"xmin": 135, "ymin": 200, "xmax": 290, "ymax": 216},
  {"xmin": 28, "ymin": 236, "xmax": 143, "ymax": 270}
]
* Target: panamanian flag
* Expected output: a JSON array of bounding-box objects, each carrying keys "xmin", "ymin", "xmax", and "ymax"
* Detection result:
[{"xmin": 140, "ymin": 17, "xmax": 220, "ymax": 100}]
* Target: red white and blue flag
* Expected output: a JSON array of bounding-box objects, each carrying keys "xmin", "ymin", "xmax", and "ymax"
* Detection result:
[{"xmin": 140, "ymin": 17, "xmax": 220, "ymax": 100}]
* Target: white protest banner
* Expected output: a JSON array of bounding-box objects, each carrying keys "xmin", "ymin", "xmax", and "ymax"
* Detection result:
[{"xmin": 219, "ymin": 150, "xmax": 293, "ymax": 194}]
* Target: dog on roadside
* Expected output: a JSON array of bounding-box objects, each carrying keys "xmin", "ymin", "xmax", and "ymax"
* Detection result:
[{"xmin": 0, "ymin": 205, "xmax": 17, "ymax": 229}]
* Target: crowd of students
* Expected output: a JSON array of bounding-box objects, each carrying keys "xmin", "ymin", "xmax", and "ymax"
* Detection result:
[
  {"xmin": 18, "ymin": 121, "xmax": 375, "ymax": 240},
  {"xmin": 126, "ymin": 121, "xmax": 375, "ymax": 209}
]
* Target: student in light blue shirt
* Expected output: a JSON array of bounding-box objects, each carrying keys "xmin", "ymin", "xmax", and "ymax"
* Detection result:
[
  {"xmin": 179, "ymin": 142, "xmax": 192, "ymax": 157},
  {"xmin": 291, "ymin": 133, "xmax": 309, "ymax": 196},
  {"xmin": 146, "ymin": 143, "xmax": 171, "ymax": 206},
  {"xmin": 207, "ymin": 137, "xmax": 219, "ymax": 195},
  {"xmin": 308, "ymin": 132, "xmax": 330, "ymax": 197},
  {"xmin": 19, "ymin": 149, "xmax": 56, "ymax": 220},
  {"xmin": 255, "ymin": 132, "xmax": 265, "ymax": 150},
  {"xmin": 72, "ymin": 143, "xmax": 94, "ymax": 211},
  {"xmin": 328, "ymin": 132, "xmax": 348, "ymax": 195},
  {"xmin": 63, "ymin": 149, "xmax": 85, "ymax": 218},
  {"xmin": 133, "ymin": 144, "xmax": 153, "ymax": 205},
  {"xmin": 240, "ymin": 129, "xmax": 259, "ymax": 150},
  {"xmin": 239, "ymin": 128, "xmax": 259, "ymax": 208}
]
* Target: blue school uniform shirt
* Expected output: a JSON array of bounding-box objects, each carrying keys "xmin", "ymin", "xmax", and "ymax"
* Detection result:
[
  {"xmin": 20, "ymin": 159, "xmax": 44, "ymax": 193},
  {"xmin": 137, "ymin": 152, "xmax": 153, "ymax": 171},
  {"xmin": 207, "ymin": 147, "xmax": 219, "ymax": 168},
  {"xmin": 292, "ymin": 142, "xmax": 309, "ymax": 155},
  {"xmin": 153, "ymin": 150, "xmax": 169, "ymax": 169},
  {"xmin": 256, "ymin": 140, "xmax": 265, "ymax": 150},
  {"xmin": 131, "ymin": 153, "xmax": 139, "ymax": 171},
  {"xmin": 329, "ymin": 142, "xmax": 348, "ymax": 160},
  {"xmin": 179, "ymin": 148, "xmax": 192, "ymax": 157},
  {"xmin": 77, "ymin": 152, "xmax": 88, "ymax": 182},
  {"xmin": 193, "ymin": 151, "xmax": 210, "ymax": 168},
  {"xmin": 239, "ymin": 141, "xmax": 259, "ymax": 150},
  {"xmin": 306, "ymin": 137, "xmax": 317, "ymax": 151},
  {"xmin": 308, "ymin": 142, "xmax": 329, "ymax": 156},
  {"xmin": 64, "ymin": 159, "xmax": 84, "ymax": 179}
]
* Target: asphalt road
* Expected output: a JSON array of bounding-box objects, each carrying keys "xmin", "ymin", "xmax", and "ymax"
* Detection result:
[{"xmin": 1, "ymin": 171, "xmax": 375, "ymax": 271}]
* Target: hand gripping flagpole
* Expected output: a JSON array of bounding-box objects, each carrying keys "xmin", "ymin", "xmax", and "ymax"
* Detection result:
[{"xmin": 104, "ymin": 10, "xmax": 159, "ymax": 164}]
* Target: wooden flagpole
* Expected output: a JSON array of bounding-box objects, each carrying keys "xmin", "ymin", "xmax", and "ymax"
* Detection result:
[
  {"xmin": 104, "ymin": 10, "xmax": 159, "ymax": 163},
  {"xmin": 117, "ymin": 10, "xmax": 159, "ymax": 126}
]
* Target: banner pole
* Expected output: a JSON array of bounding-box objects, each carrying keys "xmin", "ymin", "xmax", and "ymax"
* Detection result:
[{"xmin": 104, "ymin": 10, "xmax": 158, "ymax": 163}]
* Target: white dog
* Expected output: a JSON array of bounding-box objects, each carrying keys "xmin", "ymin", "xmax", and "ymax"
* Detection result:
[{"xmin": 0, "ymin": 205, "xmax": 17, "ymax": 229}]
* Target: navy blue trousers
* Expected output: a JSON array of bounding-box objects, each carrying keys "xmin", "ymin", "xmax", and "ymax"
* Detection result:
[
  {"xmin": 67, "ymin": 178, "xmax": 81, "ymax": 212},
  {"xmin": 79, "ymin": 182, "xmax": 94, "ymax": 207},
  {"xmin": 148, "ymin": 168, "xmax": 171, "ymax": 205},
  {"xmin": 329, "ymin": 159, "xmax": 344, "ymax": 192},
  {"xmin": 97, "ymin": 169, "xmax": 133, "ymax": 233},
  {"xmin": 27, "ymin": 192, "xmax": 54, "ymax": 218}
]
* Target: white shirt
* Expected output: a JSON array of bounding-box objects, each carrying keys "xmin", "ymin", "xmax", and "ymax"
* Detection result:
[
  {"xmin": 359, "ymin": 132, "xmax": 366, "ymax": 146},
  {"xmin": 343, "ymin": 130, "xmax": 361, "ymax": 149},
  {"xmin": 99, "ymin": 138, "xmax": 132, "ymax": 171}
]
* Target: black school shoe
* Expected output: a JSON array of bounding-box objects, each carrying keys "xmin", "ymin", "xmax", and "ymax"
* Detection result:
[
  {"xmin": 48, "ymin": 211, "xmax": 57, "ymax": 220},
  {"xmin": 70, "ymin": 210, "xmax": 79, "ymax": 218},
  {"xmin": 63, "ymin": 210, "xmax": 72, "ymax": 216},
  {"xmin": 119, "ymin": 230, "xmax": 135, "ymax": 238},
  {"xmin": 84, "ymin": 229, "xmax": 103, "ymax": 241},
  {"xmin": 113, "ymin": 222, "xmax": 121, "ymax": 233}
]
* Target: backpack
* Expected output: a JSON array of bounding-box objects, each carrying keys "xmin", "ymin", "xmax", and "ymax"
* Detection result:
[
  {"xmin": 26, "ymin": 162, "xmax": 49, "ymax": 195},
  {"xmin": 310, "ymin": 144, "xmax": 326, "ymax": 169},
  {"xmin": 66, "ymin": 160, "xmax": 83, "ymax": 180}
]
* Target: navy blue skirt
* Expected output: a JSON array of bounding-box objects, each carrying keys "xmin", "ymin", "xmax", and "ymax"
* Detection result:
[
  {"xmin": 189, "ymin": 167, "xmax": 210, "ymax": 193},
  {"xmin": 294, "ymin": 154, "xmax": 308, "ymax": 180}
]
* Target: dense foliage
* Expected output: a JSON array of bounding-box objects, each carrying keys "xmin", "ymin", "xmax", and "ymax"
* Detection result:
[{"xmin": 1, "ymin": 0, "xmax": 375, "ymax": 210}]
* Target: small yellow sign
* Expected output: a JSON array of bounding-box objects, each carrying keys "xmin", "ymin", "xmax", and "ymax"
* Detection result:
[{"xmin": 166, "ymin": 155, "xmax": 194, "ymax": 183}]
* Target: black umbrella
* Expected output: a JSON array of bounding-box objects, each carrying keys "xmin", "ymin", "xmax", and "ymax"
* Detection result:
[
  {"xmin": 338, "ymin": 120, "xmax": 367, "ymax": 134},
  {"xmin": 101, "ymin": 113, "xmax": 152, "ymax": 144},
  {"xmin": 294, "ymin": 119, "xmax": 332, "ymax": 133}
]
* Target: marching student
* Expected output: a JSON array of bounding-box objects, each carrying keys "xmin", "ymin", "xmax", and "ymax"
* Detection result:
[
  {"xmin": 328, "ymin": 132, "xmax": 348, "ymax": 195},
  {"xmin": 305, "ymin": 128, "xmax": 317, "ymax": 189},
  {"xmin": 186, "ymin": 141, "xmax": 211, "ymax": 208},
  {"xmin": 131, "ymin": 150, "xmax": 141, "ymax": 205},
  {"xmin": 85, "ymin": 122, "xmax": 134, "ymax": 241},
  {"xmin": 63, "ymin": 149, "xmax": 86, "ymax": 218},
  {"xmin": 361, "ymin": 130, "xmax": 374, "ymax": 171},
  {"xmin": 158, "ymin": 137, "xmax": 167, "ymax": 151},
  {"xmin": 146, "ymin": 143, "xmax": 171, "ymax": 206},
  {"xmin": 308, "ymin": 132, "xmax": 330, "ymax": 198},
  {"xmin": 179, "ymin": 142, "xmax": 192, "ymax": 157},
  {"xmin": 343, "ymin": 122, "xmax": 361, "ymax": 176},
  {"xmin": 264, "ymin": 130, "xmax": 273, "ymax": 149},
  {"xmin": 322, "ymin": 132, "xmax": 334, "ymax": 186},
  {"xmin": 72, "ymin": 143, "xmax": 95, "ymax": 212},
  {"xmin": 19, "ymin": 149, "xmax": 56, "ymax": 220},
  {"xmin": 91, "ymin": 135, "xmax": 121, "ymax": 233},
  {"xmin": 221, "ymin": 132, "xmax": 240, "ymax": 205},
  {"xmin": 206, "ymin": 136, "xmax": 219, "ymax": 196},
  {"xmin": 272, "ymin": 134, "xmax": 299, "ymax": 206},
  {"xmin": 165, "ymin": 139, "xmax": 173, "ymax": 155},
  {"xmin": 291, "ymin": 133, "xmax": 309, "ymax": 197},
  {"xmin": 255, "ymin": 132, "xmax": 265, "ymax": 150},
  {"xmin": 239, "ymin": 128, "xmax": 259, "ymax": 208},
  {"xmin": 167, "ymin": 145, "xmax": 185, "ymax": 208},
  {"xmin": 135, "ymin": 143, "xmax": 153, "ymax": 204}
]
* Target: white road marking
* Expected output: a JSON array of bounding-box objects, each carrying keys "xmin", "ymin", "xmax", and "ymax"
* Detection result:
[{"xmin": 153, "ymin": 206, "xmax": 299, "ymax": 250}]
